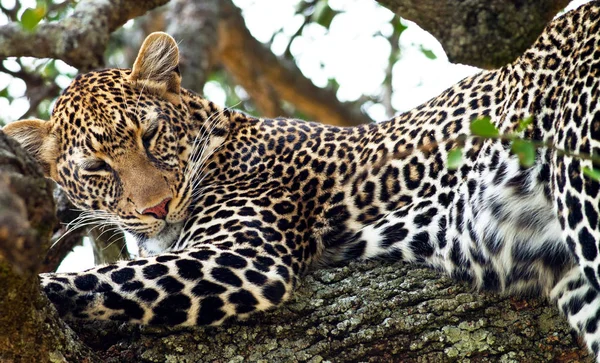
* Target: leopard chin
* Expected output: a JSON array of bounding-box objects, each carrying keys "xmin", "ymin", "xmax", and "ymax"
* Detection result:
[{"xmin": 137, "ymin": 221, "xmax": 185, "ymax": 257}]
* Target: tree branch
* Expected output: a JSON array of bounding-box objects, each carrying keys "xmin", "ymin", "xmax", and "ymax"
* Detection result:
[
  {"xmin": 0, "ymin": 131, "xmax": 97, "ymax": 362},
  {"xmin": 0, "ymin": 0, "xmax": 170, "ymax": 71},
  {"xmin": 165, "ymin": 0, "xmax": 220, "ymax": 93},
  {"xmin": 382, "ymin": 16, "xmax": 402, "ymax": 118},
  {"xmin": 69, "ymin": 261, "xmax": 590, "ymax": 362},
  {"xmin": 375, "ymin": 0, "xmax": 571, "ymax": 69}
]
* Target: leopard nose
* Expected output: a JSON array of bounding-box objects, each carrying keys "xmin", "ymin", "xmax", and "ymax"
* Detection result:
[{"xmin": 141, "ymin": 197, "xmax": 172, "ymax": 220}]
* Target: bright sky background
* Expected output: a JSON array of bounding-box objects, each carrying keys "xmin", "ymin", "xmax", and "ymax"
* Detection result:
[
  {"xmin": 0, "ymin": 0, "xmax": 592, "ymax": 271},
  {"xmin": 225, "ymin": 0, "xmax": 482, "ymax": 120}
]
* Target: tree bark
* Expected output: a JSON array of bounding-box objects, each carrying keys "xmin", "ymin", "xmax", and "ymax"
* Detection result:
[
  {"xmin": 375, "ymin": 0, "xmax": 571, "ymax": 69},
  {"xmin": 0, "ymin": 0, "xmax": 170, "ymax": 71},
  {"xmin": 68, "ymin": 261, "xmax": 590, "ymax": 362},
  {"xmin": 0, "ymin": 131, "xmax": 97, "ymax": 362}
]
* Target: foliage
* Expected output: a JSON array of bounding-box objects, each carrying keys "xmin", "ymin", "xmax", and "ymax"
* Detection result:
[
  {"xmin": 0, "ymin": 0, "xmax": 441, "ymax": 124},
  {"xmin": 446, "ymin": 148, "xmax": 462, "ymax": 170},
  {"xmin": 449, "ymin": 116, "xmax": 600, "ymax": 181},
  {"xmin": 0, "ymin": 0, "xmax": 75, "ymax": 124}
]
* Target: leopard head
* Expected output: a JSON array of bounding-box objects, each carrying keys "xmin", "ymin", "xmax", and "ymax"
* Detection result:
[{"xmin": 3, "ymin": 32, "xmax": 230, "ymax": 252}]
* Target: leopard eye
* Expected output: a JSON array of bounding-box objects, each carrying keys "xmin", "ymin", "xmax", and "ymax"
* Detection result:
[
  {"xmin": 81, "ymin": 159, "xmax": 111, "ymax": 173},
  {"xmin": 142, "ymin": 122, "xmax": 159, "ymax": 149}
]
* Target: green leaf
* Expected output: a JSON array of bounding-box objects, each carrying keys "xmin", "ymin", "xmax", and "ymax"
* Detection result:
[
  {"xmin": 511, "ymin": 139, "xmax": 536, "ymax": 168},
  {"xmin": 470, "ymin": 117, "xmax": 499, "ymax": 138},
  {"xmin": 20, "ymin": 3, "xmax": 47, "ymax": 31},
  {"xmin": 42, "ymin": 60, "xmax": 56, "ymax": 78},
  {"xmin": 393, "ymin": 19, "xmax": 408, "ymax": 35},
  {"xmin": 313, "ymin": 1, "xmax": 339, "ymax": 29},
  {"xmin": 447, "ymin": 148, "xmax": 463, "ymax": 170},
  {"xmin": 583, "ymin": 166, "xmax": 600, "ymax": 181},
  {"xmin": 326, "ymin": 77, "xmax": 340, "ymax": 91},
  {"xmin": 516, "ymin": 116, "xmax": 534, "ymax": 133},
  {"xmin": 420, "ymin": 46, "xmax": 436, "ymax": 60}
]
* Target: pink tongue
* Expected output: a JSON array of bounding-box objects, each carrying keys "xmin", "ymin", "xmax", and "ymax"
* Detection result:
[{"xmin": 143, "ymin": 198, "xmax": 171, "ymax": 218}]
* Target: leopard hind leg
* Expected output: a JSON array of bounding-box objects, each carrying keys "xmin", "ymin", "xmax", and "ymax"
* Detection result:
[
  {"xmin": 327, "ymin": 153, "xmax": 573, "ymax": 296},
  {"xmin": 552, "ymin": 267, "xmax": 600, "ymax": 360}
]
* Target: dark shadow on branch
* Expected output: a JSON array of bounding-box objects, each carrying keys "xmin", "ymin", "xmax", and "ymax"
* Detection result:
[{"xmin": 376, "ymin": 0, "xmax": 571, "ymax": 69}]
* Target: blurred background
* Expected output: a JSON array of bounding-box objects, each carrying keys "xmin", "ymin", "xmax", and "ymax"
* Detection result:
[{"xmin": 0, "ymin": 0, "xmax": 484, "ymax": 125}]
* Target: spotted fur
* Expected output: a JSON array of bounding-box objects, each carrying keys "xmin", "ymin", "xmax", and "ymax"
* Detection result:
[{"xmin": 3, "ymin": 2, "xmax": 600, "ymax": 359}]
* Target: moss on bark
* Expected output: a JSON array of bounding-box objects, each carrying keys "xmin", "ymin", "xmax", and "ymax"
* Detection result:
[
  {"xmin": 70, "ymin": 262, "xmax": 590, "ymax": 362},
  {"xmin": 0, "ymin": 132, "xmax": 97, "ymax": 363}
]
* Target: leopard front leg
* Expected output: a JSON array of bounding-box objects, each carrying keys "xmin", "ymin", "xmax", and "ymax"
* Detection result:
[
  {"xmin": 41, "ymin": 185, "xmax": 309, "ymax": 325},
  {"xmin": 41, "ymin": 242, "xmax": 295, "ymax": 325}
]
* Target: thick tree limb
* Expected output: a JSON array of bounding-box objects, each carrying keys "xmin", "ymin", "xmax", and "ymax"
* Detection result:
[
  {"xmin": 0, "ymin": 131, "xmax": 97, "ymax": 362},
  {"xmin": 69, "ymin": 262, "xmax": 590, "ymax": 362},
  {"xmin": 0, "ymin": 0, "xmax": 169, "ymax": 71},
  {"xmin": 218, "ymin": 0, "xmax": 372, "ymax": 126},
  {"xmin": 165, "ymin": 0, "xmax": 220, "ymax": 93},
  {"xmin": 376, "ymin": 0, "xmax": 571, "ymax": 69}
]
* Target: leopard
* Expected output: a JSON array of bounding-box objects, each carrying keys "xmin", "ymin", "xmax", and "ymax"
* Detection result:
[{"xmin": 3, "ymin": 1, "xmax": 600, "ymax": 360}]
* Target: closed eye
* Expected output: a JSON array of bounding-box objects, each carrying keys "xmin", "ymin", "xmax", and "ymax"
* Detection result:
[
  {"xmin": 80, "ymin": 159, "xmax": 111, "ymax": 173},
  {"xmin": 142, "ymin": 121, "xmax": 160, "ymax": 149}
]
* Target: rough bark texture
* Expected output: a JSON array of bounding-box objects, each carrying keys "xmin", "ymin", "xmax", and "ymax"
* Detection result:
[
  {"xmin": 376, "ymin": 0, "xmax": 571, "ymax": 69},
  {"xmin": 0, "ymin": 131, "xmax": 97, "ymax": 362},
  {"xmin": 165, "ymin": 0, "xmax": 220, "ymax": 93},
  {"xmin": 0, "ymin": 0, "xmax": 170, "ymax": 71},
  {"xmin": 69, "ymin": 262, "xmax": 590, "ymax": 362}
]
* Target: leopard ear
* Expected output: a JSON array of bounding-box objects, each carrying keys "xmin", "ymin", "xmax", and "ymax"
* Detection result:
[
  {"xmin": 2, "ymin": 119, "xmax": 58, "ymax": 179},
  {"xmin": 129, "ymin": 32, "xmax": 181, "ymax": 105}
]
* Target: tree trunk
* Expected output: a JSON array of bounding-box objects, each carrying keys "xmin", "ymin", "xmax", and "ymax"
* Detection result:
[
  {"xmin": 0, "ymin": 132, "xmax": 97, "ymax": 362},
  {"xmin": 375, "ymin": 0, "xmax": 571, "ymax": 69}
]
